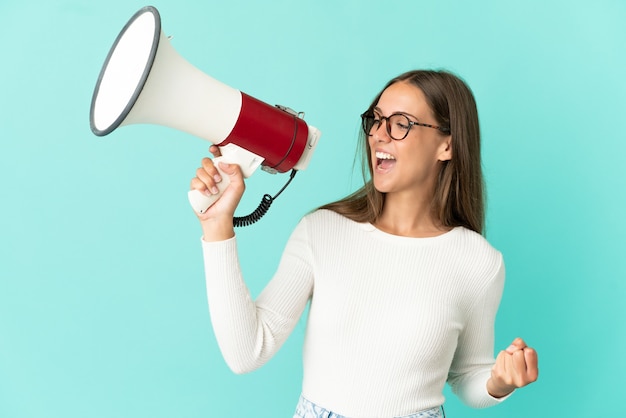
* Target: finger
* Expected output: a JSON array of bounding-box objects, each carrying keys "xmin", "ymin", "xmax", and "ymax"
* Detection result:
[
  {"xmin": 217, "ymin": 161, "xmax": 241, "ymax": 176},
  {"xmin": 192, "ymin": 171, "xmax": 218, "ymax": 195},
  {"xmin": 491, "ymin": 350, "xmax": 520, "ymax": 391},
  {"xmin": 510, "ymin": 349, "xmax": 539, "ymax": 387},
  {"xmin": 190, "ymin": 177, "xmax": 207, "ymax": 192},
  {"xmin": 192, "ymin": 158, "xmax": 222, "ymax": 194},
  {"xmin": 493, "ymin": 350, "xmax": 509, "ymax": 380},
  {"xmin": 505, "ymin": 337, "xmax": 527, "ymax": 354},
  {"xmin": 209, "ymin": 145, "xmax": 222, "ymax": 158},
  {"xmin": 201, "ymin": 157, "xmax": 224, "ymax": 182},
  {"xmin": 523, "ymin": 347, "xmax": 539, "ymax": 382},
  {"xmin": 512, "ymin": 349, "xmax": 527, "ymax": 375}
]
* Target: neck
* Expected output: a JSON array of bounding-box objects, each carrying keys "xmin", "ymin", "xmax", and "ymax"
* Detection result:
[{"xmin": 374, "ymin": 191, "xmax": 449, "ymax": 238}]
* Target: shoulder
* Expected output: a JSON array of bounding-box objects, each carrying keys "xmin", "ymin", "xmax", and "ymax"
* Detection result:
[
  {"xmin": 449, "ymin": 227, "xmax": 504, "ymax": 281},
  {"xmin": 289, "ymin": 209, "xmax": 361, "ymax": 244},
  {"xmin": 454, "ymin": 227, "xmax": 501, "ymax": 256},
  {"xmin": 298, "ymin": 208, "xmax": 356, "ymax": 230}
]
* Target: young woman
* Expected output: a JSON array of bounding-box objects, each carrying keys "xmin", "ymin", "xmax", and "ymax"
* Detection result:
[{"xmin": 190, "ymin": 70, "xmax": 539, "ymax": 418}]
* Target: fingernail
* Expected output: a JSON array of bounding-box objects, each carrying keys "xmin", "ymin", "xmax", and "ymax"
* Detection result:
[
  {"xmin": 214, "ymin": 174, "xmax": 222, "ymax": 183},
  {"xmin": 211, "ymin": 186, "xmax": 219, "ymax": 194},
  {"xmin": 506, "ymin": 344, "xmax": 517, "ymax": 353}
]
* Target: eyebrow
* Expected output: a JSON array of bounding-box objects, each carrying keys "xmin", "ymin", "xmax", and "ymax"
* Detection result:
[{"xmin": 373, "ymin": 107, "xmax": 420, "ymax": 121}]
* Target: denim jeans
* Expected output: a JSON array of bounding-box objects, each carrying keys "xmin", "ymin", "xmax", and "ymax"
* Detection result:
[{"xmin": 293, "ymin": 395, "xmax": 444, "ymax": 418}]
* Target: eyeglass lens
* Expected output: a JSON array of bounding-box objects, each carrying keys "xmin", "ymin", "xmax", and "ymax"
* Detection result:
[{"xmin": 362, "ymin": 113, "xmax": 412, "ymax": 140}]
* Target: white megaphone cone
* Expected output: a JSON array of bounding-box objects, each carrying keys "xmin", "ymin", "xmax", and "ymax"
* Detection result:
[{"xmin": 90, "ymin": 6, "xmax": 321, "ymax": 218}]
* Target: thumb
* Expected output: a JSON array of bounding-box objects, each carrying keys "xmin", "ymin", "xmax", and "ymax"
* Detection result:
[
  {"xmin": 215, "ymin": 161, "xmax": 245, "ymax": 202},
  {"xmin": 505, "ymin": 337, "xmax": 527, "ymax": 354},
  {"xmin": 217, "ymin": 161, "xmax": 244, "ymax": 183}
]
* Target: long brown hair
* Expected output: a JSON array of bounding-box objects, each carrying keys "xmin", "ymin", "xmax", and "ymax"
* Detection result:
[{"xmin": 320, "ymin": 69, "xmax": 485, "ymax": 234}]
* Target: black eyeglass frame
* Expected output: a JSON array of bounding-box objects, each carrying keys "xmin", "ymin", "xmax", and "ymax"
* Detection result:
[{"xmin": 360, "ymin": 112, "xmax": 449, "ymax": 140}]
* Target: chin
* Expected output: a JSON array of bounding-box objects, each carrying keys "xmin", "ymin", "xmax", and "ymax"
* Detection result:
[{"xmin": 372, "ymin": 179, "xmax": 391, "ymax": 194}]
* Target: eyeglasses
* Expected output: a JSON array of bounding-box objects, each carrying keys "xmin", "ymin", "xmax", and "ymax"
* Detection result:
[{"xmin": 360, "ymin": 112, "xmax": 448, "ymax": 140}]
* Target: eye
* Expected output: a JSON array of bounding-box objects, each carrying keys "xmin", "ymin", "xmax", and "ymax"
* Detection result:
[
  {"xmin": 395, "ymin": 121, "xmax": 410, "ymax": 131},
  {"xmin": 391, "ymin": 114, "xmax": 410, "ymax": 131}
]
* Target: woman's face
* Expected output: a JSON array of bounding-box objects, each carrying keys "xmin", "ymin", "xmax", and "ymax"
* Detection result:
[{"xmin": 368, "ymin": 81, "xmax": 452, "ymax": 198}]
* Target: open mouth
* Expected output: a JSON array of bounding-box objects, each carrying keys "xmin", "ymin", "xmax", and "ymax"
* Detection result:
[{"xmin": 375, "ymin": 151, "xmax": 396, "ymax": 170}]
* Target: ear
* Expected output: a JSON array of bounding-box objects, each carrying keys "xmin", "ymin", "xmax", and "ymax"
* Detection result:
[{"xmin": 437, "ymin": 135, "xmax": 452, "ymax": 162}]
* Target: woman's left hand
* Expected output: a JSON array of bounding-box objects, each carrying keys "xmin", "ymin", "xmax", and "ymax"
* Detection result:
[{"xmin": 487, "ymin": 337, "xmax": 539, "ymax": 398}]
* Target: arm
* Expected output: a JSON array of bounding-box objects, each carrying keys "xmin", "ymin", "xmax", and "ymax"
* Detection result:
[
  {"xmin": 447, "ymin": 259, "xmax": 506, "ymax": 408},
  {"xmin": 201, "ymin": 222, "xmax": 313, "ymax": 373},
  {"xmin": 447, "ymin": 259, "xmax": 539, "ymax": 406},
  {"xmin": 191, "ymin": 147, "xmax": 313, "ymax": 373}
]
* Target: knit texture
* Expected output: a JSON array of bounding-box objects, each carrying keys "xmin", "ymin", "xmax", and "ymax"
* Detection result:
[{"xmin": 202, "ymin": 209, "xmax": 507, "ymax": 417}]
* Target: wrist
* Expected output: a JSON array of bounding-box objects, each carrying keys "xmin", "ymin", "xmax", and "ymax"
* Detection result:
[
  {"xmin": 200, "ymin": 217, "xmax": 235, "ymax": 242},
  {"xmin": 486, "ymin": 377, "xmax": 515, "ymax": 398}
]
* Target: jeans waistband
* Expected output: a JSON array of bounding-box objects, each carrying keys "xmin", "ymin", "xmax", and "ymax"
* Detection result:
[{"xmin": 293, "ymin": 395, "xmax": 444, "ymax": 418}]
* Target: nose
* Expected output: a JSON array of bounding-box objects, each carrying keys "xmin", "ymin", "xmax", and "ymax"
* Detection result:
[
  {"xmin": 372, "ymin": 122, "xmax": 391, "ymax": 142},
  {"xmin": 372, "ymin": 120, "xmax": 392, "ymax": 142}
]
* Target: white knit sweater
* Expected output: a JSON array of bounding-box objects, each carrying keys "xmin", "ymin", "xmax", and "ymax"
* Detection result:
[{"xmin": 202, "ymin": 209, "xmax": 507, "ymax": 417}]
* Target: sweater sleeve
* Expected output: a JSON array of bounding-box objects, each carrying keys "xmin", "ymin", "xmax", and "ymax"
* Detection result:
[
  {"xmin": 201, "ymin": 219, "xmax": 314, "ymax": 374},
  {"xmin": 447, "ymin": 256, "xmax": 512, "ymax": 407}
]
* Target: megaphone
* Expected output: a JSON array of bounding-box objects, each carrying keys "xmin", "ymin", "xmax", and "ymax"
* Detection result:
[{"xmin": 90, "ymin": 6, "xmax": 321, "ymax": 220}]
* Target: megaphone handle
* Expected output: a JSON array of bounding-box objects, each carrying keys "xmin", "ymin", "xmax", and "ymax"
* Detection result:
[{"xmin": 188, "ymin": 157, "xmax": 231, "ymax": 214}]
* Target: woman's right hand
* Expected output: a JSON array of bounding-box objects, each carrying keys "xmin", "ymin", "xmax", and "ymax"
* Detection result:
[{"xmin": 190, "ymin": 145, "xmax": 246, "ymax": 241}]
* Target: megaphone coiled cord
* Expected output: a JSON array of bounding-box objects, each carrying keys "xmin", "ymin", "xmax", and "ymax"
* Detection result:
[{"xmin": 233, "ymin": 169, "xmax": 298, "ymax": 227}]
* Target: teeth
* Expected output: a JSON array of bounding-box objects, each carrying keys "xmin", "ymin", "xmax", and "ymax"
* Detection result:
[{"xmin": 375, "ymin": 151, "xmax": 396, "ymax": 160}]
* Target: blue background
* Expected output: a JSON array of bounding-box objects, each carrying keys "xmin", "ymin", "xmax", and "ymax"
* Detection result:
[{"xmin": 1, "ymin": 1, "xmax": 624, "ymax": 417}]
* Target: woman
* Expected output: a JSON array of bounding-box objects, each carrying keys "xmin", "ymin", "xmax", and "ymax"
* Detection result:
[{"xmin": 191, "ymin": 70, "xmax": 539, "ymax": 418}]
